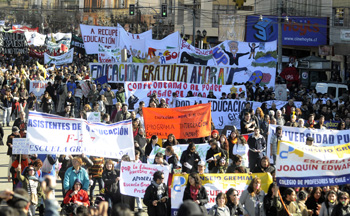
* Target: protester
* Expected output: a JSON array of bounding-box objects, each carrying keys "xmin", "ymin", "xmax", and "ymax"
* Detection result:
[
  {"xmin": 247, "ymin": 127, "xmax": 266, "ymax": 171},
  {"xmin": 143, "ymin": 171, "xmax": 168, "ymax": 216},
  {"xmin": 102, "ymin": 159, "xmax": 120, "ymax": 214},
  {"xmin": 208, "ymin": 192, "xmax": 230, "ymax": 216},
  {"xmin": 232, "ymin": 135, "xmax": 249, "ymax": 168},
  {"xmin": 252, "ymin": 156, "xmax": 275, "ymax": 175},
  {"xmin": 331, "ymin": 192, "xmax": 350, "ymax": 216},
  {"xmin": 264, "ymin": 182, "xmax": 278, "ymax": 216},
  {"xmin": 273, "ymin": 186, "xmax": 302, "ymax": 215},
  {"xmin": 306, "ymin": 187, "xmax": 325, "ymax": 216},
  {"xmin": 63, "ymin": 179, "xmax": 90, "ymax": 214},
  {"xmin": 89, "ymin": 156, "xmax": 104, "ymax": 204},
  {"xmin": 319, "ymin": 190, "xmax": 337, "ymax": 216},
  {"xmin": 240, "ymin": 177, "xmax": 266, "ymax": 216},
  {"xmin": 206, "ymin": 139, "xmax": 227, "ymax": 173},
  {"xmin": 183, "ymin": 173, "xmax": 208, "ymax": 215},
  {"xmin": 63, "ymin": 157, "xmax": 89, "ymax": 193},
  {"xmin": 180, "ymin": 143, "xmax": 201, "ymax": 174},
  {"xmin": 225, "ymin": 188, "xmax": 244, "ymax": 215}
]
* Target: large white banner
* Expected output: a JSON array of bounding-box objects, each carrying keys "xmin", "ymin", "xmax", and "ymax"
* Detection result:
[
  {"xmin": 120, "ymin": 161, "xmax": 170, "ymax": 198},
  {"xmin": 27, "ymin": 112, "xmax": 135, "ymax": 159},
  {"xmin": 29, "ymin": 80, "xmax": 49, "ymax": 97},
  {"xmin": 175, "ymin": 98, "xmax": 261, "ymax": 130},
  {"xmin": 125, "ymin": 81, "xmax": 246, "ymax": 109},
  {"xmin": 46, "ymin": 33, "xmax": 72, "ymax": 49},
  {"xmin": 276, "ymin": 140, "xmax": 350, "ymax": 187},
  {"xmin": 25, "ymin": 32, "xmax": 46, "ymax": 46},
  {"xmin": 44, "ymin": 48, "xmax": 74, "ymax": 65},
  {"xmin": 80, "ymin": 24, "xmax": 119, "ymax": 54},
  {"xmin": 267, "ymin": 125, "xmax": 350, "ymax": 162},
  {"xmin": 145, "ymin": 32, "xmax": 181, "ymax": 50}
]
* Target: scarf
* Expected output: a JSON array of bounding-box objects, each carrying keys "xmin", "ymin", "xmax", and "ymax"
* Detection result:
[
  {"xmin": 151, "ymin": 180, "xmax": 165, "ymax": 200},
  {"xmin": 190, "ymin": 185, "xmax": 199, "ymax": 201}
]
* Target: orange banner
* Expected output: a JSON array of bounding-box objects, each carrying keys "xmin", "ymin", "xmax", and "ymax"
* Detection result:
[{"xmin": 143, "ymin": 103, "xmax": 211, "ymax": 139}]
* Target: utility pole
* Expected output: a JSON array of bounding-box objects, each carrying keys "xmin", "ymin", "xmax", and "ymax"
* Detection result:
[
  {"xmin": 192, "ymin": 0, "xmax": 196, "ymax": 46},
  {"xmin": 277, "ymin": 0, "xmax": 283, "ymax": 74}
]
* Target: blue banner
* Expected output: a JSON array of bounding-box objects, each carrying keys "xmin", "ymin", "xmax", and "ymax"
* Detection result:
[{"xmin": 246, "ymin": 16, "xmax": 328, "ymax": 46}]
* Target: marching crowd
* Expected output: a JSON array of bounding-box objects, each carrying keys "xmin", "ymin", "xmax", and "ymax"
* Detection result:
[{"xmin": 0, "ymin": 50, "xmax": 350, "ymax": 216}]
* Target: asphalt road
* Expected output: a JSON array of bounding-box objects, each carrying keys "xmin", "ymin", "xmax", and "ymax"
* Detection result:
[{"xmin": 0, "ymin": 118, "xmax": 147, "ymax": 216}]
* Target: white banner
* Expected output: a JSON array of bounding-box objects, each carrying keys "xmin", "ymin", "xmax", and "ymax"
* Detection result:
[
  {"xmin": 82, "ymin": 120, "xmax": 135, "ymax": 160},
  {"xmin": 29, "ymin": 80, "xmax": 49, "ymax": 97},
  {"xmin": 46, "ymin": 33, "xmax": 72, "ymax": 49},
  {"xmin": 86, "ymin": 112, "xmax": 101, "ymax": 123},
  {"xmin": 145, "ymin": 32, "xmax": 181, "ymax": 50},
  {"xmin": 125, "ymin": 81, "xmax": 246, "ymax": 110},
  {"xmin": 276, "ymin": 140, "xmax": 350, "ymax": 187},
  {"xmin": 12, "ymin": 138, "xmax": 29, "ymax": 155},
  {"xmin": 27, "ymin": 112, "xmax": 135, "ymax": 159},
  {"xmin": 98, "ymin": 44, "xmax": 122, "ymax": 63},
  {"xmin": 44, "ymin": 48, "xmax": 74, "ymax": 65},
  {"xmin": 120, "ymin": 161, "xmax": 170, "ymax": 198},
  {"xmin": 267, "ymin": 125, "xmax": 350, "ymax": 162},
  {"xmin": 25, "ymin": 32, "xmax": 46, "ymax": 46},
  {"xmin": 80, "ymin": 24, "xmax": 119, "ymax": 54},
  {"xmin": 175, "ymin": 98, "xmax": 261, "ymax": 130}
]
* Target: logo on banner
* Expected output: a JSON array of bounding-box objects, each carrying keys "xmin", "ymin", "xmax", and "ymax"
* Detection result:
[
  {"xmin": 253, "ymin": 18, "xmax": 276, "ymax": 41},
  {"xmin": 279, "ymin": 145, "xmax": 304, "ymax": 159},
  {"xmin": 173, "ymin": 176, "xmax": 186, "ymax": 192}
]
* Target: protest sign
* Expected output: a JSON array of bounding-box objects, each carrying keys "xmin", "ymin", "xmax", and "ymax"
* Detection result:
[
  {"xmin": 143, "ymin": 103, "xmax": 211, "ymax": 139},
  {"xmin": 98, "ymin": 44, "xmax": 122, "ymax": 63},
  {"xmin": 44, "ymin": 48, "xmax": 74, "ymax": 65},
  {"xmin": 175, "ymin": 97, "xmax": 260, "ymax": 129},
  {"xmin": 276, "ymin": 140, "xmax": 350, "ymax": 187},
  {"xmin": 80, "ymin": 80, "xmax": 91, "ymax": 97},
  {"xmin": 27, "ymin": 112, "xmax": 135, "ymax": 159},
  {"xmin": 27, "ymin": 112, "xmax": 83, "ymax": 154},
  {"xmin": 71, "ymin": 34, "xmax": 85, "ymax": 54},
  {"xmin": 124, "ymin": 81, "xmax": 244, "ymax": 109},
  {"xmin": 147, "ymin": 144, "xmax": 211, "ymax": 165},
  {"xmin": 24, "ymin": 32, "xmax": 46, "ymax": 46},
  {"xmin": 119, "ymin": 28, "xmax": 152, "ymax": 61},
  {"xmin": 29, "ymin": 47, "xmax": 46, "ymax": 58},
  {"xmin": 267, "ymin": 125, "xmax": 350, "ymax": 162},
  {"xmin": 274, "ymin": 84, "xmax": 287, "ymax": 101},
  {"xmin": 86, "ymin": 112, "xmax": 101, "ymax": 123},
  {"xmin": 82, "ymin": 120, "xmax": 135, "ymax": 160},
  {"xmin": 0, "ymin": 33, "xmax": 28, "ymax": 54},
  {"xmin": 46, "ymin": 33, "xmax": 72, "ymax": 48},
  {"xmin": 119, "ymin": 161, "xmax": 170, "ymax": 198},
  {"xmin": 80, "ymin": 24, "xmax": 119, "ymax": 54},
  {"xmin": 29, "ymin": 80, "xmax": 49, "ymax": 97},
  {"xmin": 89, "ymin": 62, "xmax": 228, "ymax": 84},
  {"xmin": 12, "ymin": 138, "xmax": 29, "ymax": 155},
  {"xmin": 171, "ymin": 173, "xmax": 273, "ymax": 215}
]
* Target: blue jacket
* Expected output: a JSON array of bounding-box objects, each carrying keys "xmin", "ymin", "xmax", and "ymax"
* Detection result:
[
  {"xmin": 37, "ymin": 154, "xmax": 57, "ymax": 178},
  {"xmin": 63, "ymin": 166, "xmax": 89, "ymax": 191}
]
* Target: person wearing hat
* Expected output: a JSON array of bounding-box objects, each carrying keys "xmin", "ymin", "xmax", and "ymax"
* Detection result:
[
  {"xmin": 197, "ymin": 161, "xmax": 206, "ymax": 175},
  {"xmin": 63, "ymin": 179, "xmax": 90, "ymax": 214},
  {"xmin": 306, "ymin": 137, "xmax": 314, "ymax": 146},
  {"xmin": 104, "ymin": 85, "xmax": 115, "ymax": 115}
]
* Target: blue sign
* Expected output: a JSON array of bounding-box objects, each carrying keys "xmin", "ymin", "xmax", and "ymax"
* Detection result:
[{"xmin": 246, "ymin": 16, "xmax": 328, "ymax": 46}]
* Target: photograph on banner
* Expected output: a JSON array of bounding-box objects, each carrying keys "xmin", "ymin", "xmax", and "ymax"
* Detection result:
[
  {"xmin": 276, "ymin": 140, "xmax": 350, "ymax": 187},
  {"xmin": 82, "ymin": 119, "xmax": 135, "ymax": 159},
  {"xmin": 27, "ymin": 111, "xmax": 84, "ymax": 154},
  {"xmin": 179, "ymin": 40, "xmax": 277, "ymax": 88},
  {"xmin": 171, "ymin": 173, "xmax": 273, "ymax": 215},
  {"xmin": 267, "ymin": 125, "xmax": 350, "ymax": 162},
  {"xmin": 80, "ymin": 24, "xmax": 119, "ymax": 54},
  {"xmin": 12, "ymin": 138, "xmax": 29, "ymax": 155},
  {"xmin": 0, "ymin": 33, "xmax": 28, "ymax": 54},
  {"xmin": 143, "ymin": 103, "xmax": 211, "ymax": 139},
  {"xmin": 89, "ymin": 63, "xmax": 230, "ymax": 84},
  {"xmin": 98, "ymin": 44, "xmax": 122, "ymax": 63},
  {"xmin": 44, "ymin": 48, "xmax": 74, "ymax": 65},
  {"xmin": 147, "ymin": 144, "xmax": 211, "ymax": 165},
  {"xmin": 86, "ymin": 112, "xmax": 101, "ymax": 123},
  {"xmin": 125, "ymin": 81, "xmax": 245, "ymax": 109},
  {"xmin": 175, "ymin": 97, "xmax": 261, "ymax": 130},
  {"xmin": 29, "ymin": 80, "xmax": 49, "ymax": 97},
  {"xmin": 119, "ymin": 161, "xmax": 170, "ymax": 198},
  {"xmin": 24, "ymin": 32, "xmax": 46, "ymax": 46}
]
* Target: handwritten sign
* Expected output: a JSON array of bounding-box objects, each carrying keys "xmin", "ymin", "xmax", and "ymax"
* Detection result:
[{"xmin": 12, "ymin": 138, "xmax": 29, "ymax": 155}]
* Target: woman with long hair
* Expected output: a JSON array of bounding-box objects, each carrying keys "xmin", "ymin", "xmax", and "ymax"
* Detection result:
[
  {"xmin": 319, "ymin": 190, "xmax": 337, "ymax": 216},
  {"xmin": 252, "ymin": 156, "xmax": 275, "ymax": 175},
  {"xmin": 232, "ymin": 135, "xmax": 249, "ymax": 168},
  {"xmin": 240, "ymin": 177, "xmax": 266, "ymax": 216},
  {"xmin": 228, "ymin": 130, "xmax": 239, "ymax": 161},
  {"xmin": 41, "ymin": 91, "xmax": 53, "ymax": 114},
  {"xmin": 145, "ymin": 135, "xmax": 160, "ymax": 158},
  {"xmin": 306, "ymin": 187, "xmax": 325, "ymax": 216},
  {"xmin": 180, "ymin": 143, "xmax": 201, "ymax": 174},
  {"xmin": 263, "ymin": 182, "xmax": 278, "ymax": 216},
  {"xmin": 183, "ymin": 173, "xmax": 208, "ymax": 215},
  {"xmin": 208, "ymin": 192, "xmax": 230, "ymax": 216},
  {"xmin": 102, "ymin": 159, "xmax": 120, "ymax": 214},
  {"xmin": 273, "ymin": 186, "xmax": 302, "ymax": 215},
  {"xmin": 226, "ymin": 188, "xmax": 244, "ymax": 215},
  {"xmin": 163, "ymin": 134, "xmax": 179, "ymax": 148}
]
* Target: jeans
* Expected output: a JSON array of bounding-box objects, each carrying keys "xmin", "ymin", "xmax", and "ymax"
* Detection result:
[
  {"xmin": 3, "ymin": 107, "xmax": 11, "ymax": 125},
  {"xmin": 90, "ymin": 177, "xmax": 104, "ymax": 199},
  {"xmin": 29, "ymin": 204, "xmax": 36, "ymax": 216},
  {"xmin": 75, "ymin": 97, "xmax": 81, "ymax": 112}
]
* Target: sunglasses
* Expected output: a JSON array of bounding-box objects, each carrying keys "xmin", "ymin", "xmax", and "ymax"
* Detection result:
[
  {"xmin": 238, "ymin": 160, "xmax": 242, "ymax": 162},
  {"xmin": 340, "ymin": 197, "xmax": 348, "ymax": 200},
  {"xmin": 28, "ymin": 169, "xmax": 34, "ymax": 171},
  {"xmin": 232, "ymin": 194, "xmax": 238, "ymax": 197}
]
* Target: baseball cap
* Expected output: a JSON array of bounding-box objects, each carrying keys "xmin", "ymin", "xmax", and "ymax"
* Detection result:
[
  {"xmin": 198, "ymin": 161, "xmax": 205, "ymax": 166},
  {"xmin": 12, "ymin": 126, "xmax": 20, "ymax": 133}
]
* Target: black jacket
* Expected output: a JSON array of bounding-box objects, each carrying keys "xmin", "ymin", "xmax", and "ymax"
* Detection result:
[
  {"xmin": 143, "ymin": 182, "xmax": 168, "ymax": 216},
  {"xmin": 331, "ymin": 203, "xmax": 350, "ymax": 216},
  {"xmin": 226, "ymin": 200, "xmax": 244, "ymax": 216},
  {"xmin": 183, "ymin": 185, "xmax": 208, "ymax": 215},
  {"xmin": 252, "ymin": 164, "xmax": 275, "ymax": 174},
  {"xmin": 102, "ymin": 169, "xmax": 119, "ymax": 194},
  {"xmin": 145, "ymin": 143, "xmax": 160, "ymax": 157},
  {"xmin": 180, "ymin": 149, "xmax": 201, "ymax": 173},
  {"xmin": 134, "ymin": 134, "xmax": 147, "ymax": 156},
  {"xmin": 206, "ymin": 146, "xmax": 227, "ymax": 171},
  {"xmin": 64, "ymin": 96, "xmax": 76, "ymax": 107},
  {"xmin": 164, "ymin": 154, "xmax": 178, "ymax": 173}
]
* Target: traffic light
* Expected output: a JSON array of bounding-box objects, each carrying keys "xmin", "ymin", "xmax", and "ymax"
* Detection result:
[
  {"xmin": 129, "ymin": 4, "xmax": 135, "ymax": 15},
  {"xmin": 161, "ymin": 4, "xmax": 167, "ymax": 17}
]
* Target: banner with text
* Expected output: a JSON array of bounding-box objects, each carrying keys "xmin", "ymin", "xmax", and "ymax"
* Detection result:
[
  {"xmin": 98, "ymin": 44, "xmax": 122, "ymax": 63},
  {"xmin": 276, "ymin": 140, "xmax": 350, "ymax": 187},
  {"xmin": 29, "ymin": 80, "xmax": 49, "ymax": 97},
  {"xmin": 120, "ymin": 161, "xmax": 170, "ymax": 198},
  {"xmin": 71, "ymin": 34, "xmax": 85, "ymax": 55},
  {"xmin": 143, "ymin": 103, "xmax": 211, "ymax": 139},
  {"xmin": 0, "ymin": 33, "xmax": 28, "ymax": 54},
  {"xmin": 171, "ymin": 173, "xmax": 273, "ymax": 215},
  {"xmin": 44, "ymin": 48, "xmax": 74, "ymax": 65}
]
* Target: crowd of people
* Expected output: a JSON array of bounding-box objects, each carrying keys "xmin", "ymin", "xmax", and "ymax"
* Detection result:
[{"xmin": 0, "ymin": 47, "xmax": 350, "ymax": 216}]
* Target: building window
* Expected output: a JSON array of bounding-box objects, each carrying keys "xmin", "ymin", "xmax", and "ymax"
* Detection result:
[{"xmin": 333, "ymin": 8, "xmax": 344, "ymax": 26}]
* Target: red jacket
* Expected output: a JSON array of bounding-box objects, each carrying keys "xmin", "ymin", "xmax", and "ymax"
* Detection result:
[{"xmin": 63, "ymin": 189, "xmax": 90, "ymax": 207}]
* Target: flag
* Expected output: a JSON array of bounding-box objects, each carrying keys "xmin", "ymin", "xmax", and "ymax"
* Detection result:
[
  {"xmin": 94, "ymin": 75, "xmax": 108, "ymax": 90},
  {"xmin": 36, "ymin": 62, "xmax": 47, "ymax": 79},
  {"xmin": 242, "ymin": 132, "xmax": 254, "ymax": 142}
]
